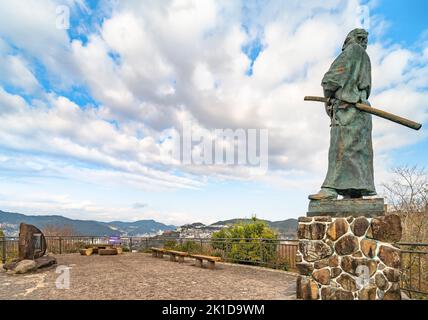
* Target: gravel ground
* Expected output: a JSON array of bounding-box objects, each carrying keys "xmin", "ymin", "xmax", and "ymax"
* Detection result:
[{"xmin": 0, "ymin": 253, "xmax": 297, "ymax": 300}]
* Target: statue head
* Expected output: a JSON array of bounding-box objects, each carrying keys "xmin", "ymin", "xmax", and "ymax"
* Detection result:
[{"xmin": 342, "ymin": 28, "xmax": 369, "ymax": 51}]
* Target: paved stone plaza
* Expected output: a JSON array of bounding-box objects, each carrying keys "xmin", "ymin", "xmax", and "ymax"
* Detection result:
[{"xmin": 0, "ymin": 253, "xmax": 297, "ymax": 300}]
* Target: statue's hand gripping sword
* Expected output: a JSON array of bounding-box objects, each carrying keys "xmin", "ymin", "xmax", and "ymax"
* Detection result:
[{"xmin": 304, "ymin": 96, "xmax": 422, "ymax": 131}]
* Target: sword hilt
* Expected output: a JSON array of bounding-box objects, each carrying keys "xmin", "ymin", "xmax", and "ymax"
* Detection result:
[{"xmin": 304, "ymin": 96, "xmax": 330, "ymax": 104}]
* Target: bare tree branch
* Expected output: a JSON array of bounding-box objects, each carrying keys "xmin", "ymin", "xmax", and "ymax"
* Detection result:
[{"xmin": 382, "ymin": 165, "xmax": 428, "ymax": 242}]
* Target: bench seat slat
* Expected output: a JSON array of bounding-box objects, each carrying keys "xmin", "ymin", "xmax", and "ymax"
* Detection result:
[
  {"xmin": 164, "ymin": 250, "xmax": 189, "ymax": 256},
  {"xmin": 190, "ymin": 254, "xmax": 221, "ymax": 262}
]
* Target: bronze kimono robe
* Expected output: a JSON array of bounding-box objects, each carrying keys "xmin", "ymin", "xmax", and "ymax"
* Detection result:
[{"xmin": 321, "ymin": 42, "xmax": 376, "ymax": 196}]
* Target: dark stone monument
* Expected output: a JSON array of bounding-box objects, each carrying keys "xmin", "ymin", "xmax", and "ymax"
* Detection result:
[
  {"xmin": 3, "ymin": 223, "xmax": 56, "ymax": 274},
  {"xmin": 19, "ymin": 223, "xmax": 47, "ymax": 260}
]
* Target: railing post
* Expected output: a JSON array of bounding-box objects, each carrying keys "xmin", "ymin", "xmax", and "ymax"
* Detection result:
[
  {"xmin": 1, "ymin": 237, "xmax": 6, "ymax": 264},
  {"xmin": 409, "ymin": 252, "xmax": 413, "ymax": 291},
  {"xmin": 226, "ymin": 240, "xmax": 230, "ymax": 261},
  {"xmin": 200, "ymin": 239, "xmax": 203, "ymax": 253},
  {"xmin": 259, "ymin": 239, "xmax": 263, "ymax": 266},
  {"xmin": 146, "ymin": 238, "xmax": 148, "ymax": 250},
  {"xmin": 59, "ymin": 237, "xmax": 62, "ymax": 254},
  {"xmin": 130, "ymin": 237, "xmax": 133, "ymax": 253},
  {"xmin": 419, "ymin": 254, "xmax": 422, "ymax": 292}
]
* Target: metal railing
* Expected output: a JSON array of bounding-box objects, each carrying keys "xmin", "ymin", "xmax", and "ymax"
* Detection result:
[
  {"xmin": 397, "ymin": 242, "xmax": 428, "ymax": 298},
  {"xmin": 2, "ymin": 235, "xmax": 425, "ymax": 297},
  {"xmin": 1, "ymin": 236, "xmax": 298, "ymax": 271},
  {"xmin": 0, "ymin": 237, "xmax": 18, "ymax": 264}
]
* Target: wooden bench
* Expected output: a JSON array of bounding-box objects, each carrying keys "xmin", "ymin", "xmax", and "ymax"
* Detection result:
[
  {"xmin": 98, "ymin": 248, "xmax": 118, "ymax": 256},
  {"xmin": 86, "ymin": 244, "xmax": 110, "ymax": 254},
  {"xmin": 164, "ymin": 250, "xmax": 189, "ymax": 263},
  {"xmin": 79, "ymin": 247, "xmax": 93, "ymax": 256},
  {"xmin": 82, "ymin": 244, "xmax": 122, "ymax": 255},
  {"xmin": 151, "ymin": 247, "xmax": 166, "ymax": 258},
  {"xmin": 190, "ymin": 254, "xmax": 221, "ymax": 269}
]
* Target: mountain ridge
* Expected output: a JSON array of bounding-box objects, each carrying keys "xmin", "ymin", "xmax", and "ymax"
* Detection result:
[
  {"xmin": 0, "ymin": 210, "xmax": 176, "ymax": 236},
  {"xmin": 0, "ymin": 210, "xmax": 298, "ymax": 237}
]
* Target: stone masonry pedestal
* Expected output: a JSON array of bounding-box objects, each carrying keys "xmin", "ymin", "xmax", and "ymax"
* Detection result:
[{"xmin": 296, "ymin": 199, "xmax": 402, "ymax": 300}]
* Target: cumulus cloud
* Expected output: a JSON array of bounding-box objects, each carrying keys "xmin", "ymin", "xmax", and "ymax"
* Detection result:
[
  {"xmin": 0, "ymin": 0, "xmax": 427, "ymax": 223},
  {"xmin": 0, "ymin": 88, "xmax": 203, "ymax": 191},
  {"xmin": 0, "ymin": 54, "xmax": 39, "ymax": 93}
]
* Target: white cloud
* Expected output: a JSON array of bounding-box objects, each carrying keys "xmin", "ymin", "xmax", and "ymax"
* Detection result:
[
  {"xmin": 0, "ymin": 185, "xmax": 199, "ymax": 224},
  {"xmin": 369, "ymin": 44, "xmax": 414, "ymax": 90},
  {"xmin": 0, "ymin": 40, "xmax": 40, "ymax": 93},
  {"xmin": 0, "ymin": 89, "xmax": 203, "ymax": 191},
  {"xmin": 0, "ymin": 0, "xmax": 97, "ymax": 91},
  {"xmin": 0, "ymin": 0, "xmax": 427, "ymax": 222}
]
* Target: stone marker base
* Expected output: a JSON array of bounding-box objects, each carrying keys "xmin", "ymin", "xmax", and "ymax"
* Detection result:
[
  {"xmin": 307, "ymin": 198, "xmax": 385, "ymax": 217},
  {"xmin": 296, "ymin": 213, "xmax": 402, "ymax": 300},
  {"xmin": 3, "ymin": 256, "xmax": 57, "ymax": 274}
]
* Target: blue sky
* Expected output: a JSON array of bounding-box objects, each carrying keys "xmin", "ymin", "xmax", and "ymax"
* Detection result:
[
  {"xmin": 0, "ymin": 0, "xmax": 427, "ymax": 225},
  {"xmin": 370, "ymin": 0, "xmax": 428, "ymax": 45}
]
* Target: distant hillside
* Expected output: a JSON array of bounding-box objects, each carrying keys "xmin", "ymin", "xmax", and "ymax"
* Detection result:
[
  {"xmin": 0, "ymin": 209, "xmax": 297, "ymax": 238},
  {"xmin": 0, "ymin": 210, "xmax": 175, "ymax": 236},
  {"xmin": 211, "ymin": 218, "xmax": 270, "ymax": 226},
  {"xmin": 270, "ymin": 219, "xmax": 299, "ymax": 235},
  {"xmin": 210, "ymin": 218, "xmax": 298, "ymax": 237},
  {"xmin": 181, "ymin": 222, "xmax": 206, "ymax": 229},
  {"xmin": 105, "ymin": 220, "xmax": 176, "ymax": 236}
]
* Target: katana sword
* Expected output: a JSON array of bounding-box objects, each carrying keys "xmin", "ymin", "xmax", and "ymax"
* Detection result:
[{"xmin": 304, "ymin": 96, "xmax": 422, "ymax": 131}]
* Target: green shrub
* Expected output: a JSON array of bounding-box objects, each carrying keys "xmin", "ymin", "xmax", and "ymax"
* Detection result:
[
  {"xmin": 162, "ymin": 240, "xmax": 202, "ymax": 254},
  {"xmin": 211, "ymin": 217, "xmax": 278, "ymax": 266},
  {"xmin": 163, "ymin": 240, "xmax": 178, "ymax": 250},
  {"xmin": 176, "ymin": 240, "xmax": 201, "ymax": 253}
]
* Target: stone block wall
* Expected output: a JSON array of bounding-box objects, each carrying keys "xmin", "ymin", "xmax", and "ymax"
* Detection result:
[{"xmin": 296, "ymin": 214, "xmax": 402, "ymax": 300}]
